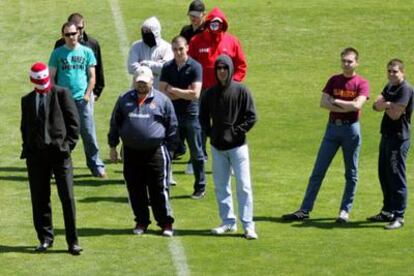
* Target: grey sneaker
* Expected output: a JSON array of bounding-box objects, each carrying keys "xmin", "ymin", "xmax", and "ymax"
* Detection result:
[
  {"xmin": 191, "ymin": 190, "xmax": 205, "ymax": 200},
  {"xmin": 211, "ymin": 224, "xmax": 237, "ymax": 235},
  {"xmin": 244, "ymin": 229, "xmax": 258, "ymax": 240}
]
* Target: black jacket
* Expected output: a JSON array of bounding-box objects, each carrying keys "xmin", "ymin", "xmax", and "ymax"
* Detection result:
[
  {"xmin": 20, "ymin": 86, "xmax": 80, "ymax": 159},
  {"xmin": 179, "ymin": 23, "xmax": 205, "ymax": 44},
  {"xmin": 200, "ymin": 55, "xmax": 257, "ymax": 150},
  {"xmin": 54, "ymin": 32, "xmax": 105, "ymax": 97}
]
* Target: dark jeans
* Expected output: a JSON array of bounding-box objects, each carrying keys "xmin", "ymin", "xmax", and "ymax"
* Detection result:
[
  {"xmin": 123, "ymin": 145, "xmax": 174, "ymax": 227},
  {"xmin": 178, "ymin": 115, "xmax": 206, "ymax": 191},
  {"xmin": 378, "ymin": 136, "xmax": 410, "ymax": 218},
  {"xmin": 26, "ymin": 147, "xmax": 78, "ymax": 246}
]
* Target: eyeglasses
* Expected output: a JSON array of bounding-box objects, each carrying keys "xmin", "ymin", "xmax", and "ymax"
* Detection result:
[
  {"xmin": 64, "ymin": 32, "xmax": 78, "ymax": 37},
  {"xmin": 216, "ymin": 66, "xmax": 228, "ymax": 71}
]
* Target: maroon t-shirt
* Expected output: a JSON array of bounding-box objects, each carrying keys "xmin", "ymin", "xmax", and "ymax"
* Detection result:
[{"xmin": 323, "ymin": 74, "xmax": 370, "ymax": 121}]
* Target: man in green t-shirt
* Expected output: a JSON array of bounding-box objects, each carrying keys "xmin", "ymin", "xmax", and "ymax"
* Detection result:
[{"xmin": 49, "ymin": 21, "xmax": 106, "ymax": 178}]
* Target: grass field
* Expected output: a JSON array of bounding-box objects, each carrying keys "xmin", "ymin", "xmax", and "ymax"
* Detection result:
[{"xmin": 1, "ymin": 0, "xmax": 414, "ymax": 275}]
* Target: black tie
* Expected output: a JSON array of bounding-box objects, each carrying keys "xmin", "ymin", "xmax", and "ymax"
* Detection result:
[{"xmin": 38, "ymin": 94, "xmax": 45, "ymax": 125}]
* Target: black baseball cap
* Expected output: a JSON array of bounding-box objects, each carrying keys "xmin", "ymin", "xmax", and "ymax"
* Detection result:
[{"xmin": 188, "ymin": 0, "xmax": 205, "ymax": 17}]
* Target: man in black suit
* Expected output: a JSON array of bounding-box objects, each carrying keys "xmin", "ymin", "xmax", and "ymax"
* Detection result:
[{"xmin": 20, "ymin": 62, "xmax": 82, "ymax": 255}]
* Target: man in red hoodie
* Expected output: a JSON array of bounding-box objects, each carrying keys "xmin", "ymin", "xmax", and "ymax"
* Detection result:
[
  {"xmin": 189, "ymin": 7, "xmax": 247, "ymax": 159},
  {"xmin": 188, "ymin": 7, "xmax": 247, "ymax": 89}
]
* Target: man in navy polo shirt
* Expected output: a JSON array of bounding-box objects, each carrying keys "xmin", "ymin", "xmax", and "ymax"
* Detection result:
[
  {"xmin": 370, "ymin": 59, "xmax": 414, "ymax": 230},
  {"xmin": 159, "ymin": 35, "xmax": 206, "ymax": 199}
]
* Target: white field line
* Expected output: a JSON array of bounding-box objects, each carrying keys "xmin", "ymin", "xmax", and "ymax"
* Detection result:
[{"xmin": 108, "ymin": 1, "xmax": 190, "ymax": 275}]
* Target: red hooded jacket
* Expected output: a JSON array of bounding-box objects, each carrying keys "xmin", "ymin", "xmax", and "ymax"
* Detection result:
[{"xmin": 188, "ymin": 7, "xmax": 247, "ymax": 89}]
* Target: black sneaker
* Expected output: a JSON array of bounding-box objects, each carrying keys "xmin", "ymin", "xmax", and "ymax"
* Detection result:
[
  {"xmin": 191, "ymin": 190, "xmax": 205, "ymax": 200},
  {"xmin": 367, "ymin": 211, "xmax": 394, "ymax": 222},
  {"xmin": 282, "ymin": 210, "xmax": 309, "ymax": 221}
]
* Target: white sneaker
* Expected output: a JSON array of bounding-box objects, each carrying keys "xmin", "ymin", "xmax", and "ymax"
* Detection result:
[
  {"xmin": 244, "ymin": 229, "xmax": 258, "ymax": 240},
  {"xmin": 384, "ymin": 218, "xmax": 404, "ymax": 230},
  {"xmin": 162, "ymin": 224, "xmax": 174, "ymax": 237},
  {"xmin": 185, "ymin": 162, "xmax": 194, "ymax": 175},
  {"xmin": 211, "ymin": 224, "xmax": 237, "ymax": 235},
  {"xmin": 336, "ymin": 210, "xmax": 349, "ymax": 223}
]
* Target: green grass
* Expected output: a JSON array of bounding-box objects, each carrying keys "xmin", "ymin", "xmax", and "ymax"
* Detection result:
[{"xmin": 1, "ymin": 0, "xmax": 414, "ymax": 275}]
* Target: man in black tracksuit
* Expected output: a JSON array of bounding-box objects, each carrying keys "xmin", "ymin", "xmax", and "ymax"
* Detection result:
[
  {"xmin": 199, "ymin": 54, "xmax": 258, "ymax": 239},
  {"xmin": 371, "ymin": 58, "xmax": 414, "ymax": 230},
  {"xmin": 108, "ymin": 66, "xmax": 177, "ymax": 237}
]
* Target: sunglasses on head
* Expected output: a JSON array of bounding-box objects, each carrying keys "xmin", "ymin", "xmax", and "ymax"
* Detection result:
[{"xmin": 64, "ymin": 32, "xmax": 78, "ymax": 37}]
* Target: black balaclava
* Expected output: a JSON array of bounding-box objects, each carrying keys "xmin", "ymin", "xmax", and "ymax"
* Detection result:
[{"xmin": 142, "ymin": 30, "xmax": 156, "ymax": 48}]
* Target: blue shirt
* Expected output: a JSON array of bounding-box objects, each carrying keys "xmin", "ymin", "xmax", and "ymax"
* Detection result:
[
  {"xmin": 49, "ymin": 44, "xmax": 96, "ymax": 100},
  {"xmin": 108, "ymin": 88, "xmax": 177, "ymax": 151},
  {"xmin": 160, "ymin": 57, "xmax": 202, "ymax": 116}
]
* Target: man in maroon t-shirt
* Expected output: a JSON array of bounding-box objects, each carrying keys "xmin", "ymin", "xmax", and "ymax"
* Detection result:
[{"xmin": 283, "ymin": 47, "xmax": 370, "ymax": 223}]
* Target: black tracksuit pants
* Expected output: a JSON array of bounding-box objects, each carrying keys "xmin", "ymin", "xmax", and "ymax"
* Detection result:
[
  {"xmin": 378, "ymin": 136, "xmax": 410, "ymax": 218},
  {"xmin": 123, "ymin": 145, "xmax": 174, "ymax": 227},
  {"xmin": 26, "ymin": 147, "xmax": 78, "ymax": 246}
]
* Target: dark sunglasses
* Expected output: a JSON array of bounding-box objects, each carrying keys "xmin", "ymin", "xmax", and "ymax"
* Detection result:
[
  {"xmin": 64, "ymin": 32, "xmax": 78, "ymax": 37},
  {"xmin": 388, "ymin": 69, "xmax": 400, "ymax": 74},
  {"xmin": 341, "ymin": 59, "xmax": 354, "ymax": 64},
  {"xmin": 216, "ymin": 65, "xmax": 228, "ymax": 70}
]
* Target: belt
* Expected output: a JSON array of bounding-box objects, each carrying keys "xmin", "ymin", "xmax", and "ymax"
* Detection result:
[{"xmin": 329, "ymin": 119, "xmax": 357, "ymax": 126}]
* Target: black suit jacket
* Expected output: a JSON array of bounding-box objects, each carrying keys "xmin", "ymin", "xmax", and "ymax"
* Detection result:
[
  {"xmin": 54, "ymin": 32, "xmax": 105, "ymax": 97},
  {"xmin": 20, "ymin": 86, "xmax": 80, "ymax": 159}
]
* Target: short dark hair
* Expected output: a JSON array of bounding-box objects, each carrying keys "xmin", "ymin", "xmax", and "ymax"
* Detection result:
[
  {"xmin": 67, "ymin": 13, "xmax": 84, "ymax": 24},
  {"xmin": 341, "ymin": 47, "xmax": 359, "ymax": 61},
  {"xmin": 171, "ymin": 35, "xmax": 187, "ymax": 45},
  {"xmin": 387, "ymin": 58, "xmax": 405, "ymax": 72},
  {"xmin": 61, "ymin": 21, "xmax": 77, "ymax": 34}
]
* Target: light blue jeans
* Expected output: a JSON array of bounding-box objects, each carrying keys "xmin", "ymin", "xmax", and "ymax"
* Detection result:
[
  {"xmin": 300, "ymin": 122, "xmax": 361, "ymax": 213},
  {"xmin": 75, "ymin": 99, "xmax": 105, "ymax": 176},
  {"xmin": 211, "ymin": 144, "xmax": 254, "ymax": 231}
]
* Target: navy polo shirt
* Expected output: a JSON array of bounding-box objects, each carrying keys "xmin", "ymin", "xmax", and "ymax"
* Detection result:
[
  {"xmin": 381, "ymin": 80, "xmax": 414, "ymax": 140},
  {"xmin": 160, "ymin": 57, "xmax": 202, "ymax": 116}
]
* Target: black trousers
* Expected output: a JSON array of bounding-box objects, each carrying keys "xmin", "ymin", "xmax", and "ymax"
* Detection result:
[
  {"xmin": 123, "ymin": 145, "xmax": 174, "ymax": 227},
  {"xmin": 378, "ymin": 136, "xmax": 410, "ymax": 218},
  {"xmin": 26, "ymin": 147, "xmax": 78, "ymax": 246}
]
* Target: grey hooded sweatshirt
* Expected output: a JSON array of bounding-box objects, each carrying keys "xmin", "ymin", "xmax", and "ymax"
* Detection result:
[{"xmin": 127, "ymin": 16, "xmax": 173, "ymax": 89}]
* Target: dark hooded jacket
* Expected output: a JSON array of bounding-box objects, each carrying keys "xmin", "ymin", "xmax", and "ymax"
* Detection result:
[
  {"xmin": 199, "ymin": 55, "xmax": 256, "ymax": 150},
  {"xmin": 188, "ymin": 7, "xmax": 247, "ymax": 89}
]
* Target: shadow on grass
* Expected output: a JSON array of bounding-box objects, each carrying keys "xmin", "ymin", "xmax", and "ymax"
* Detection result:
[
  {"xmin": 74, "ymin": 179, "xmax": 124, "ymax": 186},
  {"xmin": 79, "ymin": 196, "xmax": 128, "ymax": 203},
  {"xmin": 0, "ymin": 175, "xmax": 28, "ymax": 182},
  {"xmin": 56, "ymin": 227, "xmax": 132, "ymax": 237},
  {"xmin": 0, "ymin": 244, "xmax": 66, "ymax": 254},
  {"xmin": 255, "ymin": 216, "xmax": 385, "ymax": 229},
  {"xmin": 0, "ymin": 167, "xmax": 27, "ymax": 172},
  {"xmin": 169, "ymin": 195, "xmax": 192, "ymax": 200}
]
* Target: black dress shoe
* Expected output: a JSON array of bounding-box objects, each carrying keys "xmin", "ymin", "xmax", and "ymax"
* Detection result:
[
  {"xmin": 68, "ymin": 244, "xmax": 83, "ymax": 255},
  {"xmin": 35, "ymin": 241, "xmax": 53, "ymax": 252}
]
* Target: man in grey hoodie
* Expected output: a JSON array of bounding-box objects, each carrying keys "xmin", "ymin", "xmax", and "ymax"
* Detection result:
[{"xmin": 127, "ymin": 16, "xmax": 173, "ymax": 89}]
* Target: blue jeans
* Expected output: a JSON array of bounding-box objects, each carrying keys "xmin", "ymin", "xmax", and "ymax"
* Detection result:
[
  {"xmin": 211, "ymin": 145, "xmax": 255, "ymax": 231},
  {"xmin": 177, "ymin": 115, "xmax": 206, "ymax": 191},
  {"xmin": 378, "ymin": 136, "xmax": 410, "ymax": 218},
  {"xmin": 75, "ymin": 99, "xmax": 105, "ymax": 175},
  {"xmin": 300, "ymin": 122, "xmax": 361, "ymax": 213}
]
